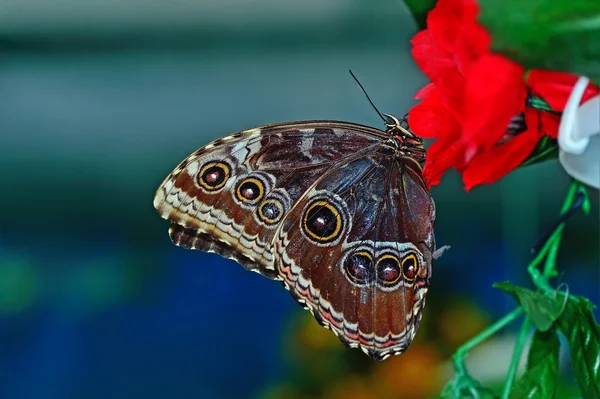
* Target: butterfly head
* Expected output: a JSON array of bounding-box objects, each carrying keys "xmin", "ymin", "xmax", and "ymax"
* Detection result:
[{"xmin": 381, "ymin": 113, "xmax": 426, "ymax": 163}]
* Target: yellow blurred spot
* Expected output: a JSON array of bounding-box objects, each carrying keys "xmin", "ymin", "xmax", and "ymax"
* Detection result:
[
  {"xmin": 372, "ymin": 344, "xmax": 444, "ymax": 399},
  {"xmin": 0, "ymin": 260, "xmax": 38, "ymax": 314},
  {"xmin": 437, "ymin": 300, "xmax": 490, "ymax": 348},
  {"xmin": 296, "ymin": 313, "xmax": 343, "ymax": 352}
]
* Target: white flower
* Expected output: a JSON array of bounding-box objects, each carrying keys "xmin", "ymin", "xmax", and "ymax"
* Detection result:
[{"xmin": 558, "ymin": 76, "xmax": 600, "ymax": 189}]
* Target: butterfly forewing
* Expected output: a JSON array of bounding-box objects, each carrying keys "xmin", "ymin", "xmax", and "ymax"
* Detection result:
[
  {"xmin": 155, "ymin": 122, "xmax": 383, "ymax": 275},
  {"xmin": 153, "ymin": 120, "xmax": 437, "ymax": 360}
]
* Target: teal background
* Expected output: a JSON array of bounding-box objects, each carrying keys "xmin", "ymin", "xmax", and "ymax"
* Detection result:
[{"xmin": 0, "ymin": 1, "xmax": 598, "ymax": 398}]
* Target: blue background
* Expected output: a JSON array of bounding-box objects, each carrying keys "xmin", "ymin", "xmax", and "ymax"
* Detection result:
[{"xmin": 0, "ymin": 1, "xmax": 598, "ymax": 398}]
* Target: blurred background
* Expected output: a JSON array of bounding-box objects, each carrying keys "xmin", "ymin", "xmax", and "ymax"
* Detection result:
[{"xmin": 0, "ymin": 1, "xmax": 598, "ymax": 398}]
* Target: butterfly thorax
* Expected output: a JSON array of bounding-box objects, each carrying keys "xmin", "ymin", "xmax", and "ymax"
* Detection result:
[{"xmin": 379, "ymin": 122, "xmax": 426, "ymax": 165}]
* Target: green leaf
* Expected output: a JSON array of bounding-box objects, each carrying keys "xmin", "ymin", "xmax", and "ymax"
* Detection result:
[
  {"xmin": 579, "ymin": 186, "xmax": 591, "ymax": 215},
  {"xmin": 478, "ymin": 0, "xmax": 600, "ymax": 77},
  {"xmin": 494, "ymin": 282, "xmax": 566, "ymax": 331},
  {"xmin": 403, "ymin": 0, "xmax": 437, "ymax": 29},
  {"xmin": 439, "ymin": 379, "xmax": 497, "ymax": 399},
  {"xmin": 527, "ymin": 96, "xmax": 554, "ymax": 112},
  {"xmin": 557, "ymin": 296, "xmax": 600, "ymax": 399},
  {"xmin": 520, "ymin": 137, "xmax": 559, "ymax": 168},
  {"xmin": 510, "ymin": 329, "xmax": 560, "ymax": 399}
]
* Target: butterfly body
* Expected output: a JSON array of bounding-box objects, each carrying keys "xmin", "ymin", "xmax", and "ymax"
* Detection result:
[{"xmin": 154, "ymin": 119, "xmax": 438, "ymax": 360}]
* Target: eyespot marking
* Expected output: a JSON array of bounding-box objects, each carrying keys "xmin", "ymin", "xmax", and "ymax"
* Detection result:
[
  {"xmin": 197, "ymin": 161, "xmax": 230, "ymax": 192},
  {"xmin": 235, "ymin": 177, "xmax": 265, "ymax": 205},
  {"xmin": 377, "ymin": 253, "xmax": 402, "ymax": 286},
  {"xmin": 401, "ymin": 253, "xmax": 419, "ymax": 282},
  {"xmin": 301, "ymin": 199, "xmax": 344, "ymax": 243},
  {"xmin": 344, "ymin": 251, "xmax": 372, "ymax": 286},
  {"xmin": 258, "ymin": 198, "xmax": 284, "ymax": 225}
]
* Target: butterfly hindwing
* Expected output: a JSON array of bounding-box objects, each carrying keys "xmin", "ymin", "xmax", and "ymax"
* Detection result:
[{"xmin": 274, "ymin": 152, "xmax": 434, "ymax": 359}]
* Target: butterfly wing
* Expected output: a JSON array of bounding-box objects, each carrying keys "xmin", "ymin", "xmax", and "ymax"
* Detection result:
[
  {"xmin": 154, "ymin": 122, "xmax": 385, "ymax": 278},
  {"xmin": 274, "ymin": 148, "xmax": 435, "ymax": 360},
  {"xmin": 153, "ymin": 121, "xmax": 436, "ymax": 360}
]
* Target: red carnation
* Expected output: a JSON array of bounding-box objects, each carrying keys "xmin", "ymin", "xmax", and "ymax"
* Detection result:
[{"xmin": 408, "ymin": 0, "xmax": 599, "ymax": 191}]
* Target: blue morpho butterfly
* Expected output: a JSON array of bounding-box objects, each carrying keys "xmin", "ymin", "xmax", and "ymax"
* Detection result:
[{"xmin": 153, "ymin": 72, "xmax": 447, "ymax": 360}]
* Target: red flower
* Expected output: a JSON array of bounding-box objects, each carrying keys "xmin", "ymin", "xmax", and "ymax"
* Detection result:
[{"xmin": 408, "ymin": 0, "xmax": 599, "ymax": 191}]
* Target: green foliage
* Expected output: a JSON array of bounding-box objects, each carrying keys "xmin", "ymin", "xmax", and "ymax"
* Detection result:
[
  {"xmin": 403, "ymin": 0, "xmax": 600, "ymax": 76},
  {"xmin": 403, "ymin": 0, "xmax": 437, "ymax": 29},
  {"xmin": 439, "ymin": 377, "xmax": 497, "ymax": 399},
  {"xmin": 491, "ymin": 287, "xmax": 600, "ymax": 399},
  {"xmin": 519, "ymin": 100, "xmax": 560, "ymax": 168},
  {"xmin": 478, "ymin": 0, "xmax": 600, "ymax": 76},
  {"xmin": 493, "ymin": 282, "xmax": 566, "ymax": 332},
  {"xmin": 580, "ymin": 188, "xmax": 591, "ymax": 215},
  {"xmin": 442, "ymin": 182, "xmax": 597, "ymax": 399},
  {"xmin": 510, "ymin": 330, "xmax": 560, "ymax": 398},
  {"xmin": 520, "ymin": 137, "xmax": 559, "ymax": 168},
  {"xmin": 557, "ymin": 297, "xmax": 600, "ymax": 398}
]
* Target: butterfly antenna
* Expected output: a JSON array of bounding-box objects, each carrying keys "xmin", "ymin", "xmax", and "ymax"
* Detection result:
[{"xmin": 348, "ymin": 70, "xmax": 388, "ymax": 125}]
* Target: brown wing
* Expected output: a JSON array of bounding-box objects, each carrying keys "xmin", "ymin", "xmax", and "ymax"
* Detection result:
[
  {"xmin": 153, "ymin": 121, "xmax": 384, "ymax": 278},
  {"xmin": 274, "ymin": 149, "xmax": 435, "ymax": 360},
  {"xmin": 153, "ymin": 120, "xmax": 437, "ymax": 361}
]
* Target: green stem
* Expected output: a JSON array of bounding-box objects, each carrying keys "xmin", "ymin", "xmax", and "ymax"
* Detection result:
[
  {"xmin": 528, "ymin": 181, "xmax": 581, "ymax": 291},
  {"xmin": 502, "ymin": 180, "xmax": 582, "ymax": 397},
  {"xmin": 501, "ymin": 317, "xmax": 531, "ymax": 399},
  {"xmin": 542, "ymin": 234, "xmax": 563, "ymax": 278},
  {"xmin": 528, "ymin": 231, "xmax": 566, "ymax": 292},
  {"xmin": 453, "ymin": 308, "xmax": 524, "ymax": 375},
  {"xmin": 542, "ymin": 181, "xmax": 578, "ymax": 276},
  {"xmin": 528, "ymin": 232, "xmax": 561, "ymax": 292},
  {"xmin": 447, "ymin": 181, "xmax": 585, "ymax": 397}
]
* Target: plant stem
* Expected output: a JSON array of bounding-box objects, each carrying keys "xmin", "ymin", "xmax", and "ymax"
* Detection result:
[
  {"xmin": 502, "ymin": 180, "xmax": 583, "ymax": 397},
  {"xmin": 541, "ymin": 182, "xmax": 580, "ymax": 278},
  {"xmin": 530, "ymin": 182, "xmax": 581, "ymax": 255},
  {"xmin": 543, "ymin": 234, "xmax": 562, "ymax": 279},
  {"xmin": 501, "ymin": 317, "xmax": 531, "ymax": 399},
  {"xmin": 528, "ymin": 232, "xmax": 561, "ymax": 292},
  {"xmin": 453, "ymin": 308, "xmax": 524, "ymax": 375},
  {"xmin": 528, "ymin": 181, "xmax": 582, "ymax": 292},
  {"xmin": 447, "ymin": 181, "xmax": 585, "ymax": 397}
]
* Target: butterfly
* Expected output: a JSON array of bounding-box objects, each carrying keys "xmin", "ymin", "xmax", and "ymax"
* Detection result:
[{"xmin": 153, "ymin": 114, "xmax": 446, "ymax": 361}]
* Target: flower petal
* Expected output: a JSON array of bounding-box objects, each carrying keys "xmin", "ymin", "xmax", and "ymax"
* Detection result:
[
  {"xmin": 462, "ymin": 111, "xmax": 540, "ymax": 190},
  {"xmin": 519, "ymin": 107, "xmax": 561, "ymax": 139},
  {"xmin": 409, "ymin": 85, "xmax": 461, "ymax": 139},
  {"xmin": 423, "ymin": 131, "xmax": 465, "ymax": 187},
  {"xmin": 539, "ymin": 111, "xmax": 561, "ymax": 139},
  {"xmin": 411, "ymin": 30, "xmax": 456, "ymax": 82},
  {"xmin": 411, "ymin": 28, "xmax": 466, "ymax": 121},
  {"xmin": 434, "ymin": 68, "xmax": 467, "ymax": 121},
  {"xmin": 527, "ymin": 70, "xmax": 600, "ymax": 111},
  {"xmin": 453, "ymin": 20, "xmax": 491, "ymax": 76},
  {"xmin": 462, "ymin": 54, "xmax": 526, "ymax": 152},
  {"xmin": 414, "ymin": 82, "xmax": 437, "ymax": 99},
  {"xmin": 427, "ymin": 0, "xmax": 466, "ymax": 53}
]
